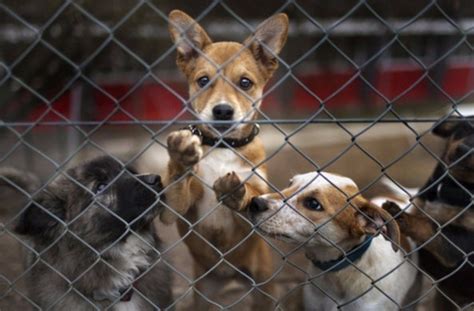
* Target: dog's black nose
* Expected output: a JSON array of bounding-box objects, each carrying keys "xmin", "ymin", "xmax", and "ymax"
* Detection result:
[
  {"xmin": 212, "ymin": 104, "xmax": 234, "ymax": 120},
  {"xmin": 249, "ymin": 197, "xmax": 268, "ymax": 213},
  {"xmin": 140, "ymin": 174, "xmax": 161, "ymax": 186}
]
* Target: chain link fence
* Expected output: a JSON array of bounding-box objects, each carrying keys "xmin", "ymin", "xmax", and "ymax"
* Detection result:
[{"xmin": 0, "ymin": 0, "xmax": 473, "ymax": 310}]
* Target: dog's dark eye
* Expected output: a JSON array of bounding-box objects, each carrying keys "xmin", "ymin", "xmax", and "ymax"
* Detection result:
[
  {"xmin": 197, "ymin": 76, "xmax": 210, "ymax": 88},
  {"xmin": 94, "ymin": 183, "xmax": 107, "ymax": 194},
  {"xmin": 239, "ymin": 77, "xmax": 253, "ymax": 90},
  {"xmin": 303, "ymin": 197, "xmax": 323, "ymax": 211}
]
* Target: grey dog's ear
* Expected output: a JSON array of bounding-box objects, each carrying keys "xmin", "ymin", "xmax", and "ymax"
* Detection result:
[{"xmin": 15, "ymin": 196, "xmax": 64, "ymax": 237}]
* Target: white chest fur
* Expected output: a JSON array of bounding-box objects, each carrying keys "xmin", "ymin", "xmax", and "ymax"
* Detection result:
[
  {"xmin": 196, "ymin": 148, "xmax": 261, "ymax": 231},
  {"xmin": 303, "ymin": 236, "xmax": 418, "ymax": 311},
  {"xmin": 97, "ymin": 235, "xmax": 152, "ymax": 304}
]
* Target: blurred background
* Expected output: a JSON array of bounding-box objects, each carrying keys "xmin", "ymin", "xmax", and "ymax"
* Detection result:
[
  {"xmin": 1, "ymin": 0, "xmax": 473, "ymax": 179},
  {"xmin": 1, "ymin": 0, "xmax": 473, "ymax": 309},
  {"xmin": 2, "ymin": 0, "xmax": 474, "ymax": 119},
  {"xmin": 1, "ymin": 0, "xmax": 473, "ymax": 175}
]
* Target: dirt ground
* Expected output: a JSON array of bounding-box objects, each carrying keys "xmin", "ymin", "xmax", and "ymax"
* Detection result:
[{"xmin": 0, "ymin": 123, "xmax": 445, "ymax": 310}]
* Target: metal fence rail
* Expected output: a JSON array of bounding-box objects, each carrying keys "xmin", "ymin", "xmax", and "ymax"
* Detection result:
[{"xmin": 0, "ymin": 0, "xmax": 473, "ymax": 310}]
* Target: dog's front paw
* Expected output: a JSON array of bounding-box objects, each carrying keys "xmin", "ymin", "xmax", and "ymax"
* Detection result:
[
  {"xmin": 213, "ymin": 172, "xmax": 246, "ymax": 211},
  {"xmin": 167, "ymin": 130, "xmax": 203, "ymax": 168}
]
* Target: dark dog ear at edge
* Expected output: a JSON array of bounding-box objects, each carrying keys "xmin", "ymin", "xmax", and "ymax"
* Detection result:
[{"xmin": 432, "ymin": 116, "xmax": 460, "ymax": 138}]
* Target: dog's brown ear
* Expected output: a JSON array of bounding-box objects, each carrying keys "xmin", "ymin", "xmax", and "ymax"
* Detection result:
[
  {"xmin": 243, "ymin": 13, "xmax": 289, "ymax": 78},
  {"xmin": 356, "ymin": 200, "xmax": 401, "ymax": 252},
  {"xmin": 168, "ymin": 10, "xmax": 212, "ymax": 72},
  {"xmin": 432, "ymin": 117, "xmax": 460, "ymax": 138}
]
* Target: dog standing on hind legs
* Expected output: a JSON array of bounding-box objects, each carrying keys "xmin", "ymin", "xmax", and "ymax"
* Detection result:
[{"xmin": 161, "ymin": 10, "xmax": 289, "ymax": 309}]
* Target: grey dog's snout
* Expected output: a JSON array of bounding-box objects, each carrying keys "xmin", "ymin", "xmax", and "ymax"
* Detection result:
[{"xmin": 249, "ymin": 197, "xmax": 268, "ymax": 213}]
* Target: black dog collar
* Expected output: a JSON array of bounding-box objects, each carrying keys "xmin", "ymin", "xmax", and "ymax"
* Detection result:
[
  {"xmin": 310, "ymin": 236, "xmax": 373, "ymax": 272},
  {"xmin": 419, "ymin": 164, "xmax": 474, "ymax": 208},
  {"xmin": 184, "ymin": 124, "xmax": 260, "ymax": 148}
]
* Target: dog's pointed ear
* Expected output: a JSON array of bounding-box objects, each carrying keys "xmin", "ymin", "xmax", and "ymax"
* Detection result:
[
  {"xmin": 15, "ymin": 196, "xmax": 64, "ymax": 237},
  {"xmin": 243, "ymin": 13, "xmax": 289, "ymax": 78},
  {"xmin": 168, "ymin": 10, "xmax": 212, "ymax": 72},
  {"xmin": 356, "ymin": 200, "xmax": 401, "ymax": 252},
  {"xmin": 432, "ymin": 117, "xmax": 460, "ymax": 138}
]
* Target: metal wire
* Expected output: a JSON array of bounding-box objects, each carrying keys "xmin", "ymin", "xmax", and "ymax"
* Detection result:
[{"xmin": 0, "ymin": 0, "xmax": 473, "ymax": 310}]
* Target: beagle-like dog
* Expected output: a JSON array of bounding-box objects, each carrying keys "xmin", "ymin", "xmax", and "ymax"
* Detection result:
[{"xmin": 223, "ymin": 171, "xmax": 419, "ymax": 310}]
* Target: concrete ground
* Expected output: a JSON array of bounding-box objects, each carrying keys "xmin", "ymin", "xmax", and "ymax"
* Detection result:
[{"xmin": 0, "ymin": 122, "xmax": 445, "ymax": 310}]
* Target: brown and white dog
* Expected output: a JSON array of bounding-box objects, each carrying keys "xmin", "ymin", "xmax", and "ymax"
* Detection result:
[
  {"xmin": 162, "ymin": 10, "xmax": 288, "ymax": 309},
  {"xmin": 231, "ymin": 172, "xmax": 419, "ymax": 310}
]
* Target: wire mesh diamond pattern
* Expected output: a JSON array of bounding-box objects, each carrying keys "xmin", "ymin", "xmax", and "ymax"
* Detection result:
[{"xmin": 0, "ymin": 0, "xmax": 473, "ymax": 310}]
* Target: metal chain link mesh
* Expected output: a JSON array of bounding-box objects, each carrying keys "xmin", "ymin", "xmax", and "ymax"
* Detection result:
[{"xmin": 0, "ymin": 0, "xmax": 473, "ymax": 310}]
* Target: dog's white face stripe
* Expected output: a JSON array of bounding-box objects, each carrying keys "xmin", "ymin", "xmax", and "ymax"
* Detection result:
[
  {"xmin": 255, "ymin": 172, "xmax": 358, "ymax": 246},
  {"xmin": 288, "ymin": 172, "xmax": 357, "ymax": 194}
]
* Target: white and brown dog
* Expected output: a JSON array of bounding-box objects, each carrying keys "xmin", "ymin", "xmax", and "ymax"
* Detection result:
[
  {"xmin": 238, "ymin": 172, "xmax": 419, "ymax": 310},
  {"xmin": 161, "ymin": 10, "xmax": 288, "ymax": 309}
]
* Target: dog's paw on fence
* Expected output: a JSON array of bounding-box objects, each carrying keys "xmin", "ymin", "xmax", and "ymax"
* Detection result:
[
  {"xmin": 213, "ymin": 171, "xmax": 246, "ymax": 211},
  {"xmin": 167, "ymin": 130, "xmax": 203, "ymax": 168}
]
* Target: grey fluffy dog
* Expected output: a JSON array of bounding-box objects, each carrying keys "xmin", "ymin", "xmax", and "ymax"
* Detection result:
[{"xmin": 1, "ymin": 156, "xmax": 173, "ymax": 310}]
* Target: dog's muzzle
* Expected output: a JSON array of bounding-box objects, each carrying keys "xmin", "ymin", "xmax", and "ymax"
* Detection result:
[
  {"xmin": 212, "ymin": 104, "xmax": 234, "ymax": 121},
  {"xmin": 249, "ymin": 197, "xmax": 269, "ymax": 214}
]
